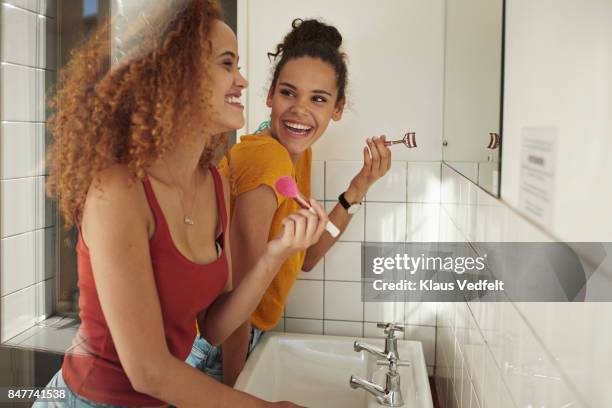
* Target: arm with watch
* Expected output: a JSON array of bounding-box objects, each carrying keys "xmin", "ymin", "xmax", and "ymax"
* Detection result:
[{"xmin": 302, "ymin": 135, "xmax": 391, "ymax": 271}]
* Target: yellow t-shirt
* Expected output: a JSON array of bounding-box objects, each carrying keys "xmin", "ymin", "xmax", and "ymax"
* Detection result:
[{"xmin": 218, "ymin": 130, "xmax": 311, "ymax": 330}]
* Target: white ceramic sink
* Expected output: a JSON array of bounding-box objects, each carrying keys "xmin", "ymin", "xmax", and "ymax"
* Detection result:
[{"xmin": 234, "ymin": 332, "xmax": 433, "ymax": 408}]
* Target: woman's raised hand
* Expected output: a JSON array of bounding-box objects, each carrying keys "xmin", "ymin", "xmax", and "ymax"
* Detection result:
[
  {"xmin": 345, "ymin": 135, "xmax": 392, "ymax": 202},
  {"xmin": 266, "ymin": 198, "xmax": 328, "ymax": 262}
]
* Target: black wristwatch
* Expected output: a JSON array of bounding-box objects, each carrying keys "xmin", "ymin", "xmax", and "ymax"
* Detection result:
[{"xmin": 338, "ymin": 192, "xmax": 362, "ymax": 215}]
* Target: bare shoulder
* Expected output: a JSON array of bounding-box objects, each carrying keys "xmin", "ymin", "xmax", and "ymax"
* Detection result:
[
  {"xmin": 83, "ymin": 164, "xmax": 151, "ymax": 235},
  {"xmin": 88, "ymin": 164, "xmax": 143, "ymax": 200}
]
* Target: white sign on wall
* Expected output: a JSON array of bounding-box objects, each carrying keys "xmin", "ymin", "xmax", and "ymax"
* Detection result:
[{"xmin": 519, "ymin": 127, "xmax": 557, "ymax": 228}]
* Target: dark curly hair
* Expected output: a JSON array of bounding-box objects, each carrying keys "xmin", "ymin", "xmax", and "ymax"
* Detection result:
[
  {"xmin": 46, "ymin": 0, "xmax": 224, "ymax": 227},
  {"xmin": 268, "ymin": 18, "xmax": 348, "ymax": 103}
]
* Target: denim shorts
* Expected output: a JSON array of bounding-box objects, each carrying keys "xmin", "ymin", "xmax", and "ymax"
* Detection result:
[
  {"xmin": 33, "ymin": 369, "xmax": 128, "ymax": 408},
  {"xmin": 185, "ymin": 326, "xmax": 264, "ymax": 382}
]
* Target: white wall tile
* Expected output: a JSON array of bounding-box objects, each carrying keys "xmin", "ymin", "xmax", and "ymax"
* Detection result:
[
  {"xmin": 363, "ymin": 322, "xmax": 388, "ymax": 339},
  {"xmin": 0, "ymin": 122, "xmax": 38, "ymax": 179},
  {"xmin": 323, "ymin": 320, "xmax": 362, "ymax": 337},
  {"xmin": 3, "ymin": 0, "xmax": 37, "ymax": 12},
  {"xmin": 404, "ymin": 302, "xmax": 437, "ymax": 326},
  {"xmin": 364, "ymin": 302, "xmax": 404, "ymax": 324},
  {"xmin": 1, "ymin": 178, "xmax": 36, "ymax": 237},
  {"xmin": 404, "ymin": 324, "xmax": 436, "ymax": 366},
  {"xmin": 365, "ymin": 202, "xmax": 407, "ymax": 242},
  {"xmin": 284, "ymin": 280, "xmax": 323, "ymax": 319},
  {"xmin": 37, "ymin": 69, "xmax": 55, "ymax": 121},
  {"xmin": 298, "ymin": 259, "xmax": 323, "ymax": 280},
  {"xmin": 311, "ymin": 160, "xmax": 324, "ymax": 200},
  {"xmin": 0, "ymin": 232, "xmax": 36, "ymax": 295},
  {"xmin": 325, "ymin": 241, "xmax": 361, "ymax": 281},
  {"xmin": 453, "ymin": 339, "xmax": 463, "ymax": 392},
  {"xmin": 470, "ymin": 385, "xmax": 481, "ymax": 408},
  {"xmin": 36, "ymin": 123, "xmax": 48, "ymax": 176},
  {"xmin": 324, "ymin": 161, "xmax": 362, "ymax": 200},
  {"xmin": 1, "ymin": 285, "xmax": 36, "ymax": 342},
  {"xmin": 0, "ymin": 63, "xmax": 37, "ymax": 121},
  {"xmin": 285, "ymin": 318, "xmax": 323, "ymax": 335},
  {"xmin": 406, "ymin": 203, "xmax": 440, "ymax": 242},
  {"xmin": 446, "ymin": 162, "xmax": 478, "ymax": 184},
  {"xmin": 36, "ymin": 226, "xmax": 55, "ymax": 281},
  {"xmin": 35, "ymin": 277, "xmax": 54, "ymax": 322},
  {"xmin": 366, "ymin": 161, "xmax": 407, "ymax": 202},
  {"xmin": 515, "ymin": 303, "xmax": 612, "ymax": 408},
  {"xmin": 1, "ymin": 3, "xmax": 37, "ymax": 66},
  {"xmin": 461, "ymin": 364, "xmax": 473, "ymax": 408},
  {"xmin": 38, "ymin": 15, "xmax": 57, "ymax": 69},
  {"xmin": 36, "ymin": 176, "xmax": 54, "ymax": 228},
  {"xmin": 407, "ymin": 162, "xmax": 441, "ymax": 203},
  {"xmin": 325, "ymin": 201, "xmax": 364, "ymax": 241},
  {"xmin": 324, "ymin": 281, "xmax": 363, "ymax": 321},
  {"xmin": 439, "ymin": 207, "xmax": 467, "ymax": 242}
]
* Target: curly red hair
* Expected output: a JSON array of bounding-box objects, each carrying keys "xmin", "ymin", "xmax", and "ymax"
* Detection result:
[{"xmin": 46, "ymin": 0, "xmax": 225, "ymax": 227}]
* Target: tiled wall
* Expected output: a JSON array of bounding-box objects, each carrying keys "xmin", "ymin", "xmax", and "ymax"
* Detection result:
[
  {"xmin": 277, "ymin": 160, "xmax": 442, "ymax": 376},
  {"xmin": 434, "ymin": 164, "xmax": 612, "ymax": 408},
  {"xmin": 0, "ymin": 0, "xmax": 57, "ymax": 343}
]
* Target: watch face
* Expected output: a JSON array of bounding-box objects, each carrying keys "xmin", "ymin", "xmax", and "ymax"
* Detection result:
[{"xmin": 347, "ymin": 203, "xmax": 361, "ymax": 214}]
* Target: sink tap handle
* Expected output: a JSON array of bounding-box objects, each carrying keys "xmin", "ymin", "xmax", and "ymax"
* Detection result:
[
  {"xmin": 377, "ymin": 322, "xmax": 405, "ymax": 337},
  {"xmin": 388, "ymin": 357, "xmax": 399, "ymax": 374}
]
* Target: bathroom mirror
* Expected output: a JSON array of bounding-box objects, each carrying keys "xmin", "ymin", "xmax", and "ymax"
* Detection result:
[{"xmin": 441, "ymin": 0, "xmax": 504, "ymax": 195}]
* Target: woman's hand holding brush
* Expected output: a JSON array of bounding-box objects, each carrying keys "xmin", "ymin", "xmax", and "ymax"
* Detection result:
[{"xmin": 266, "ymin": 198, "xmax": 329, "ymax": 261}]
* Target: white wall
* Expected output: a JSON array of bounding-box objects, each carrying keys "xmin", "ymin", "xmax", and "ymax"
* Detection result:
[
  {"xmin": 0, "ymin": 0, "xmax": 57, "ymax": 343},
  {"xmin": 436, "ymin": 165, "xmax": 612, "ymax": 408},
  {"xmin": 501, "ymin": 0, "xmax": 612, "ymax": 241},
  {"xmin": 239, "ymin": 0, "xmax": 445, "ymax": 162}
]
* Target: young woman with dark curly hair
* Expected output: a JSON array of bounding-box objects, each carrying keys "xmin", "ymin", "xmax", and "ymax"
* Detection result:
[
  {"xmin": 187, "ymin": 18, "xmax": 392, "ymax": 387},
  {"xmin": 36, "ymin": 1, "xmax": 322, "ymax": 407}
]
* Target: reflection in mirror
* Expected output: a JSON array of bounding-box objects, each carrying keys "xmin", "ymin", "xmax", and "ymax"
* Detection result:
[{"xmin": 442, "ymin": 0, "xmax": 504, "ymax": 195}]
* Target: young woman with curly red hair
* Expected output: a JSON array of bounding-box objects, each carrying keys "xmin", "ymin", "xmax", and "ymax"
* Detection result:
[{"xmin": 36, "ymin": 1, "xmax": 321, "ymax": 406}]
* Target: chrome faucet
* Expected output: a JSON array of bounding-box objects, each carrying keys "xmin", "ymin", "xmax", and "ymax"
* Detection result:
[
  {"xmin": 355, "ymin": 323, "xmax": 409, "ymax": 365},
  {"xmin": 349, "ymin": 355, "xmax": 404, "ymax": 407},
  {"xmin": 354, "ymin": 340, "xmax": 390, "ymax": 360},
  {"xmin": 376, "ymin": 322, "xmax": 404, "ymax": 361}
]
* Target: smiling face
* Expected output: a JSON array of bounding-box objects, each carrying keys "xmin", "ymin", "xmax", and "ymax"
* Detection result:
[
  {"xmin": 207, "ymin": 20, "xmax": 248, "ymax": 133},
  {"xmin": 266, "ymin": 56, "xmax": 345, "ymax": 161}
]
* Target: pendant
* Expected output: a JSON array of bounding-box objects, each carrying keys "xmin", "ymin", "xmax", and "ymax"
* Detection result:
[{"xmin": 184, "ymin": 216, "xmax": 195, "ymax": 226}]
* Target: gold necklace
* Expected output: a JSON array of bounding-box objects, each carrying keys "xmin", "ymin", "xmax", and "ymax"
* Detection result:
[{"xmin": 162, "ymin": 158, "xmax": 200, "ymax": 226}]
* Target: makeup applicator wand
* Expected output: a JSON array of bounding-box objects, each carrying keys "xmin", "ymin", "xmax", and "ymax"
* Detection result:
[{"xmin": 275, "ymin": 176, "xmax": 340, "ymax": 238}]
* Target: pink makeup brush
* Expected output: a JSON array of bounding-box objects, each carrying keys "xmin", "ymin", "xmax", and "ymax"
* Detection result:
[
  {"xmin": 384, "ymin": 132, "xmax": 417, "ymax": 148},
  {"xmin": 275, "ymin": 176, "xmax": 340, "ymax": 238}
]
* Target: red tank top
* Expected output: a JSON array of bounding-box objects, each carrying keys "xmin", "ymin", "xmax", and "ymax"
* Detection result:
[{"xmin": 62, "ymin": 167, "xmax": 229, "ymax": 406}]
